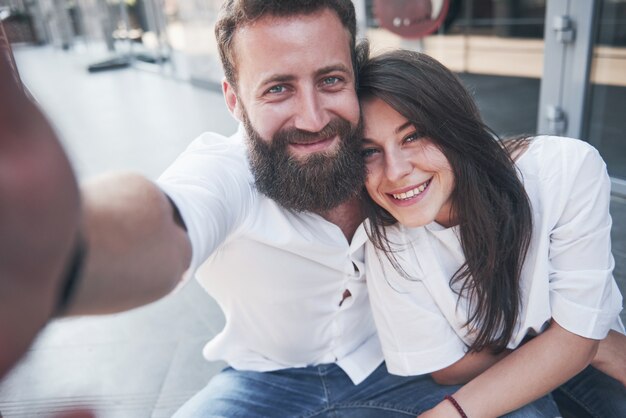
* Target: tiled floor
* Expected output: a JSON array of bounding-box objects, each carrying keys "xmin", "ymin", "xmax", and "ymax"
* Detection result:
[{"xmin": 1, "ymin": 45, "xmax": 625, "ymax": 417}]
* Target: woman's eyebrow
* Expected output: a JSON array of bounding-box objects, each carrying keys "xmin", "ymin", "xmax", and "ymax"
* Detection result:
[{"xmin": 395, "ymin": 121, "xmax": 413, "ymax": 135}]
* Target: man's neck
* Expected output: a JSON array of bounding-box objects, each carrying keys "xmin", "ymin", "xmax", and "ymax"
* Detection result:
[{"xmin": 317, "ymin": 197, "xmax": 365, "ymax": 242}]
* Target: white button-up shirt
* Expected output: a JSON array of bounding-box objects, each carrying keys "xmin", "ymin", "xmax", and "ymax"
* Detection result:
[
  {"xmin": 158, "ymin": 130, "xmax": 381, "ymax": 384},
  {"xmin": 366, "ymin": 136, "xmax": 624, "ymax": 376}
]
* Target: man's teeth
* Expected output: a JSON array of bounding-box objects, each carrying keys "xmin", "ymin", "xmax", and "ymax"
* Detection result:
[{"xmin": 392, "ymin": 181, "xmax": 429, "ymax": 200}]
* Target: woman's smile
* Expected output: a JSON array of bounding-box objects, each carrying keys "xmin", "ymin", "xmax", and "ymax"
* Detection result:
[{"xmin": 388, "ymin": 178, "xmax": 432, "ymax": 202}]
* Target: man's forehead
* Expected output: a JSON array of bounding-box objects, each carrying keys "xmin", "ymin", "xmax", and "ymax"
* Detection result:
[
  {"xmin": 231, "ymin": 9, "xmax": 353, "ymax": 84},
  {"xmin": 236, "ymin": 8, "xmax": 346, "ymax": 38}
]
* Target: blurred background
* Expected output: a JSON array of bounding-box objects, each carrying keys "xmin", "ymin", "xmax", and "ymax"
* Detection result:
[{"xmin": 1, "ymin": 0, "xmax": 625, "ymax": 416}]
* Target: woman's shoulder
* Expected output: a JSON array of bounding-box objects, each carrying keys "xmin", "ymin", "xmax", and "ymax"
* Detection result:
[
  {"xmin": 525, "ymin": 135, "xmax": 598, "ymax": 157},
  {"xmin": 518, "ymin": 135, "xmax": 605, "ymax": 180}
]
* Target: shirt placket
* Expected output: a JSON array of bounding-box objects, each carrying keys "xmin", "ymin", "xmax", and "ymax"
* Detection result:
[{"xmin": 328, "ymin": 256, "xmax": 362, "ymax": 361}]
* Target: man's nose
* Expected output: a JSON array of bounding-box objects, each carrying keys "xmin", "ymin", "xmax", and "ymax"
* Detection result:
[
  {"xmin": 385, "ymin": 150, "xmax": 413, "ymax": 182},
  {"xmin": 293, "ymin": 88, "xmax": 330, "ymax": 133}
]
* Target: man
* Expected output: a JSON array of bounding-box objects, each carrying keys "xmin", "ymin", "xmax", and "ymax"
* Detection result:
[{"xmin": 63, "ymin": 1, "xmax": 465, "ymax": 416}]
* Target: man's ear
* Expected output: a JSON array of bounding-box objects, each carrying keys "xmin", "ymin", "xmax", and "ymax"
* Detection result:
[{"xmin": 223, "ymin": 79, "xmax": 243, "ymax": 121}]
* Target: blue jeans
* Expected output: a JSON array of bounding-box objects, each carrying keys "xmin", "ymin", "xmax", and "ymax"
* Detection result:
[
  {"xmin": 553, "ymin": 366, "xmax": 626, "ymax": 418},
  {"xmin": 173, "ymin": 362, "xmax": 559, "ymax": 417}
]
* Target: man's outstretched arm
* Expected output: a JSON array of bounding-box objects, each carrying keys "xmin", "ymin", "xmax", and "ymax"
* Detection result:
[
  {"xmin": 0, "ymin": 50, "xmax": 191, "ymax": 326},
  {"xmin": 64, "ymin": 172, "xmax": 192, "ymax": 316}
]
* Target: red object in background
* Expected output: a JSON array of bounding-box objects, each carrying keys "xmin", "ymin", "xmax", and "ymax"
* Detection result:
[{"xmin": 374, "ymin": 0, "xmax": 450, "ymax": 39}]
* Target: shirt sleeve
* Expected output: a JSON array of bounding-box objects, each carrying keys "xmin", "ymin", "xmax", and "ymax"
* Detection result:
[
  {"xmin": 365, "ymin": 241, "xmax": 467, "ymax": 376},
  {"xmin": 548, "ymin": 139, "xmax": 623, "ymax": 339},
  {"xmin": 157, "ymin": 132, "xmax": 255, "ymax": 280}
]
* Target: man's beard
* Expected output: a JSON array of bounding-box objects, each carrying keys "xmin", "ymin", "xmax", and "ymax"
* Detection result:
[{"xmin": 242, "ymin": 111, "xmax": 365, "ymax": 213}]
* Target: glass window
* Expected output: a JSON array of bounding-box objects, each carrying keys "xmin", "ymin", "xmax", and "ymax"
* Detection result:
[
  {"xmin": 586, "ymin": 0, "xmax": 626, "ymax": 179},
  {"xmin": 365, "ymin": 0, "xmax": 546, "ymax": 138}
]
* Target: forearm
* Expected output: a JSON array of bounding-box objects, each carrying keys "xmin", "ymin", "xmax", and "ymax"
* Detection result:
[
  {"xmin": 62, "ymin": 172, "xmax": 192, "ymax": 316},
  {"xmin": 425, "ymin": 321, "xmax": 598, "ymax": 418},
  {"xmin": 431, "ymin": 349, "xmax": 510, "ymax": 385},
  {"xmin": 591, "ymin": 330, "xmax": 626, "ymax": 387}
]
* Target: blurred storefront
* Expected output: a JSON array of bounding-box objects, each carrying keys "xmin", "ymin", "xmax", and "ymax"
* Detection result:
[{"xmin": 3, "ymin": 0, "xmax": 625, "ymax": 194}]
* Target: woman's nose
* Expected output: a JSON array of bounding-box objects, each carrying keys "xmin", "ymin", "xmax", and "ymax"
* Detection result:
[{"xmin": 384, "ymin": 150, "xmax": 413, "ymax": 182}]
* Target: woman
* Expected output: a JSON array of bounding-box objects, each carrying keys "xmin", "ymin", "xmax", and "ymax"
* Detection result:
[{"xmin": 358, "ymin": 49, "xmax": 626, "ymax": 418}]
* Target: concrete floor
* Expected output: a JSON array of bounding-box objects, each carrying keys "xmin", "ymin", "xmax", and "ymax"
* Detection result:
[{"xmin": 0, "ymin": 44, "xmax": 624, "ymax": 417}]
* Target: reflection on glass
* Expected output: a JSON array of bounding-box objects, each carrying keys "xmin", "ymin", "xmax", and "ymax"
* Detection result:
[
  {"xmin": 586, "ymin": 0, "xmax": 626, "ymax": 179},
  {"xmin": 365, "ymin": 0, "xmax": 546, "ymax": 138}
]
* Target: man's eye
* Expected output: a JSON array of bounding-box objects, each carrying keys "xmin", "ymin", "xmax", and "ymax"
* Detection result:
[
  {"xmin": 322, "ymin": 76, "xmax": 341, "ymax": 86},
  {"xmin": 267, "ymin": 85, "xmax": 286, "ymax": 94}
]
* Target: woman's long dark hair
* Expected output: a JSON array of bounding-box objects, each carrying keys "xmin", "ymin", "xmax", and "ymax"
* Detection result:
[{"xmin": 358, "ymin": 49, "xmax": 533, "ymax": 353}]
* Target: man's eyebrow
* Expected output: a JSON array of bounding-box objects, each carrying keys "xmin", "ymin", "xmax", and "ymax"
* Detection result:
[
  {"xmin": 314, "ymin": 64, "xmax": 352, "ymax": 78},
  {"xmin": 258, "ymin": 74, "xmax": 296, "ymax": 90}
]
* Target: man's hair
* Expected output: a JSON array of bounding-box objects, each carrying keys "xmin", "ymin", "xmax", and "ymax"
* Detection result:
[{"xmin": 215, "ymin": 0, "xmax": 357, "ymax": 87}]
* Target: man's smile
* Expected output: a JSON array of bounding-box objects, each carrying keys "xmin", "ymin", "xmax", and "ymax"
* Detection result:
[{"xmin": 288, "ymin": 135, "xmax": 338, "ymax": 157}]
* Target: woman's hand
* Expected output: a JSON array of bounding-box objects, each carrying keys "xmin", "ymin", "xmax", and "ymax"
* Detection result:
[{"xmin": 418, "ymin": 398, "xmax": 465, "ymax": 418}]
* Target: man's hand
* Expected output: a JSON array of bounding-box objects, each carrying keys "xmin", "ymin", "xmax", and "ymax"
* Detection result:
[{"xmin": 0, "ymin": 53, "xmax": 81, "ymax": 377}]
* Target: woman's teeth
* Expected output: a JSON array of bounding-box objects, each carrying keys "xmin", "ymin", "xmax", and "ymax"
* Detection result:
[{"xmin": 392, "ymin": 180, "xmax": 430, "ymax": 200}]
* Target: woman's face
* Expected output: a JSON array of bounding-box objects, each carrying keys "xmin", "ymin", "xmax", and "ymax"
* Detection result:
[{"xmin": 362, "ymin": 97, "xmax": 456, "ymax": 228}]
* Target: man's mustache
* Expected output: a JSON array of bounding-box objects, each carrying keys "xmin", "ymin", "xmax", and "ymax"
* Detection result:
[{"xmin": 273, "ymin": 118, "xmax": 352, "ymax": 146}]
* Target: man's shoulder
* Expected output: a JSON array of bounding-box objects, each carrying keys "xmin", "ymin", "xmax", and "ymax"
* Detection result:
[
  {"xmin": 159, "ymin": 128, "xmax": 251, "ymax": 184},
  {"xmin": 186, "ymin": 129, "xmax": 246, "ymax": 155}
]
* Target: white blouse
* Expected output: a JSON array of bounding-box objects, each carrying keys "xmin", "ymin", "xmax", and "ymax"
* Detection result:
[{"xmin": 365, "ymin": 136, "xmax": 625, "ymax": 376}]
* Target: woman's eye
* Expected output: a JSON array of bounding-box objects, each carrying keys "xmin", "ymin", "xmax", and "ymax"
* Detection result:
[
  {"xmin": 361, "ymin": 148, "xmax": 379, "ymax": 158},
  {"xmin": 403, "ymin": 132, "xmax": 421, "ymax": 144}
]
